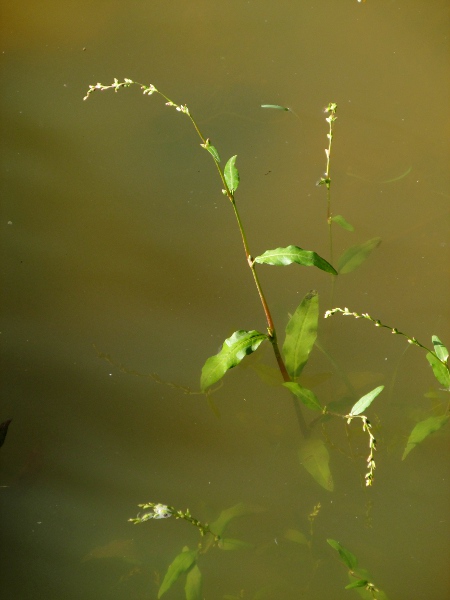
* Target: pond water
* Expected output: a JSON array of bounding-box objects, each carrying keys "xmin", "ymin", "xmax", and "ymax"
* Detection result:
[{"xmin": 1, "ymin": 1, "xmax": 449, "ymax": 599}]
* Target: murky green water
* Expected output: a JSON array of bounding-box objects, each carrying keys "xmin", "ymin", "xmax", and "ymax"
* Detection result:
[{"xmin": 1, "ymin": 1, "xmax": 449, "ymax": 598}]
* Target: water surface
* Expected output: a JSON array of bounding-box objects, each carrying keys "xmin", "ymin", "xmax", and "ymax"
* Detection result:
[{"xmin": 1, "ymin": 1, "xmax": 449, "ymax": 598}]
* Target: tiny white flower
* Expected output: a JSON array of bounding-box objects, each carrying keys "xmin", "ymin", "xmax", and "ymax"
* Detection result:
[{"xmin": 153, "ymin": 504, "xmax": 171, "ymax": 519}]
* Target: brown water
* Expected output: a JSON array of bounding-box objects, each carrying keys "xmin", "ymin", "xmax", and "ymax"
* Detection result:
[{"xmin": 1, "ymin": 1, "xmax": 449, "ymax": 598}]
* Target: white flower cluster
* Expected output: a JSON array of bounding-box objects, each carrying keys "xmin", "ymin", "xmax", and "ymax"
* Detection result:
[{"xmin": 140, "ymin": 503, "xmax": 172, "ymax": 521}]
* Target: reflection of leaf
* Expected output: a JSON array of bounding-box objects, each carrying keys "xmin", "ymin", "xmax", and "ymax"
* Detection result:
[
  {"xmin": 250, "ymin": 363, "xmax": 283, "ymax": 386},
  {"xmin": 350, "ymin": 386, "xmax": 384, "ymax": 416},
  {"xmin": 354, "ymin": 586, "xmax": 389, "ymax": 600},
  {"xmin": 201, "ymin": 330, "xmax": 267, "ymax": 391},
  {"xmin": 185, "ymin": 563, "xmax": 202, "ymax": 600},
  {"xmin": 209, "ymin": 503, "xmax": 265, "ymax": 538},
  {"xmin": 328, "ymin": 541, "xmax": 390, "ymax": 599},
  {"xmin": 284, "ymin": 529, "xmax": 309, "ymax": 545},
  {"xmin": 218, "ymin": 538, "xmax": 253, "ymax": 551},
  {"xmin": 299, "ymin": 438, "xmax": 333, "ymax": 491},
  {"xmin": 348, "ymin": 569, "xmax": 390, "ymax": 600},
  {"xmin": 338, "ymin": 237, "xmax": 381, "ymax": 274},
  {"xmin": 331, "ymin": 215, "xmax": 354, "ymax": 232},
  {"xmin": 283, "ymin": 291, "xmax": 319, "ymax": 378},
  {"xmin": 158, "ymin": 549, "xmax": 197, "ymax": 598},
  {"xmin": 224, "ymin": 155, "xmax": 240, "ymax": 193},
  {"xmin": 255, "ymin": 246, "xmax": 337, "ymax": 274},
  {"xmin": 81, "ymin": 539, "xmax": 140, "ymax": 564},
  {"xmin": 283, "ymin": 382, "xmax": 322, "ymax": 412},
  {"xmin": 402, "ymin": 415, "xmax": 449, "ymax": 460},
  {"xmin": 327, "ymin": 539, "xmax": 358, "ymax": 570}
]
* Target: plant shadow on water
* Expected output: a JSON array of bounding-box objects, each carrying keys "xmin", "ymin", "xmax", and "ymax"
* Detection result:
[{"xmin": 79, "ymin": 79, "xmax": 449, "ymax": 600}]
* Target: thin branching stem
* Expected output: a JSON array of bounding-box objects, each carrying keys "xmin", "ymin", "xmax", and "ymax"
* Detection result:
[
  {"xmin": 84, "ymin": 78, "xmax": 309, "ymax": 436},
  {"xmin": 325, "ymin": 307, "xmax": 447, "ymax": 367}
]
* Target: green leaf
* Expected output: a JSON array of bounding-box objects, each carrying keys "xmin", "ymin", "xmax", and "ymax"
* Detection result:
[
  {"xmin": 158, "ymin": 549, "xmax": 197, "ymax": 598},
  {"xmin": 350, "ymin": 385, "xmax": 384, "ymax": 416},
  {"xmin": 255, "ymin": 246, "xmax": 337, "ymax": 275},
  {"xmin": 283, "ymin": 382, "xmax": 322, "ymax": 412},
  {"xmin": 282, "ymin": 290, "xmax": 319, "ymax": 378},
  {"xmin": 337, "ymin": 237, "xmax": 381, "ymax": 274},
  {"xmin": 224, "ymin": 155, "xmax": 240, "ymax": 193},
  {"xmin": 200, "ymin": 330, "xmax": 267, "ymax": 391},
  {"xmin": 331, "ymin": 214, "xmax": 354, "ymax": 232},
  {"xmin": 426, "ymin": 351, "xmax": 450, "ymax": 389},
  {"xmin": 261, "ymin": 104, "xmax": 289, "ymax": 111},
  {"xmin": 327, "ymin": 539, "xmax": 358, "ymax": 570},
  {"xmin": 299, "ymin": 438, "xmax": 333, "ymax": 491},
  {"xmin": 284, "ymin": 529, "xmax": 309, "ymax": 545},
  {"xmin": 402, "ymin": 415, "xmax": 449, "ymax": 460},
  {"xmin": 345, "ymin": 580, "xmax": 369, "ymax": 590},
  {"xmin": 432, "ymin": 335, "xmax": 449, "ymax": 363},
  {"xmin": 209, "ymin": 502, "xmax": 265, "ymax": 538},
  {"xmin": 185, "ymin": 564, "xmax": 202, "ymax": 600},
  {"xmin": 217, "ymin": 538, "xmax": 253, "ymax": 551},
  {"xmin": 200, "ymin": 141, "xmax": 220, "ymax": 163}
]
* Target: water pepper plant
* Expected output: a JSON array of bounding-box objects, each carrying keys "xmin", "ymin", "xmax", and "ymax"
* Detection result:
[
  {"xmin": 84, "ymin": 76, "xmax": 449, "ymax": 480},
  {"xmin": 129, "ymin": 502, "xmax": 262, "ymax": 598},
  {"xmin": 84, "ymin": 79, "xmax": 449, "ymax": 598}
]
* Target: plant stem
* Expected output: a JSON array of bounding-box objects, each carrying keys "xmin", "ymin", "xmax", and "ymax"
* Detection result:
[
  {"xmin": 317, "ymin": 103, "xmax": 337, "ymax": 265},
  {"xmin": 84, "ymin": 79, "xmax": 310, "ymax": 436},
  {"xmin": 325, "ymin": 307, "xmax": 447, "ymax": 367},
  {"xmin": 231, "ymin": 196, "xmax": 309, "ymax": 437}
]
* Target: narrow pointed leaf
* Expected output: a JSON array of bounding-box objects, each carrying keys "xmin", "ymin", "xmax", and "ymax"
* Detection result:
[
  {"xmin": 283, "ymin": 290, "xmax": 319, "ymax": 378},
  {"xmin": 402, "ymin": 415, "xmax": 449, "ymax": 460},
  {"xmin": 283, "ymin": 382, "xmax": 322, "ymax": 412},
  {"xmin": 158, "ymin": 549, "xmax": 197, "ymax": 598},
  {"xmin": 224, "ymin": 155, "xmax": 239, "ymax": 193},
  {"xmin": 338, "ymin": 237, "xmax": 381, "ymax": 274},
  {"xmin": 202, "ymin": 143, "xmax": 220, "ymax": 163},
  {"xmin": 209, "ymin": 503, "xmax": 265, "ymax": 538},
  {"xmin": 350, "ymin": 385, "xmax": 384, "ymax": 416},
  {"xmin": 261, "ymin": 104, "xmax": 289, "ymax": 111},
  {"xmin": 185, "ymin": 564, "xmax": 202, "ymax": 600},
  {"xmin": 331, "ymin": 214, "xmax": 354, "ymax": 232},
  {"xmin": 426, "ymin": 351, "xmax": 450, "ymax": 389},
  {"xmin": 255, "ymin": 246, "xmax": 337, "ymax": 274},
  {"xmin": 432, "ymin": 335, "xmax": 449, "ymax": 363},
  {"xmin": 327, "ymin": 539, "xmax": 358, "ymax": 570},
  {"xmin": 201, "ymin": 330, "xmax": 267, "ymax": 391},
  {"xmin": 299, "ymin": 437, "xmax": 333, "ymax": 491}
]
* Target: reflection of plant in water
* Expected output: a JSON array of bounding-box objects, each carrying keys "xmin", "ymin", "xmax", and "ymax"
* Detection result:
[
  {"xmin": 84, "ymin": 80, "xmax": 448, "ymax": 598},
  {"xmin": 327, "ymin": 539, "xmax": 388, "ymax": 600},
  {"xmin": 130, "ymin": 503, "xmax": 215, "ymax": 538},
  {"xmin": 129, "ymin": 502, "xmax": 262, "ymax": 598}
]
